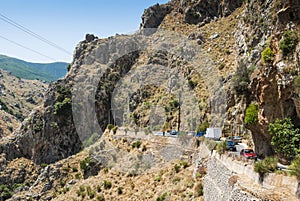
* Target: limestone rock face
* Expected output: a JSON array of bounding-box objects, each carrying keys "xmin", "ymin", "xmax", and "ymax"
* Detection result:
[
  {"xmin": 183, "ymin": 0, "xmax": 243, "ymax": 25},
  {"xmin": 140, "ymin": 3, "xmax": 173, "ymax": 29},
  {"xmin": 233, "ymin": 0, "xmax": 300, "ymax": 157},
  {"xmin": 2, "ymin": 0, "xmax": 299, "ymax": 165}
]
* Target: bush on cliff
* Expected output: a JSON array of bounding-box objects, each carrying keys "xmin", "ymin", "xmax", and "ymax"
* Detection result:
[
  {"xmin": 279, "ymin": 30, "xmax": 298, "ymax": 56},
  {"xmin": 261, "ymin": 47, "xmax": 274, "ymax": 63},
  {"xmin": 244, "ymin": 103, "xmax": 258, "ymax": 125},
  {"xmin": 269, "ymin": 118, "xmax": 300, "ymax": 161},
  {"xmin": 53, "ymin": 97, "xmax": 72, "ymax": 115}
]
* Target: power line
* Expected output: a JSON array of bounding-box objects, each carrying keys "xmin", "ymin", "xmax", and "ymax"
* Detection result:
[
  {"xmin": 0, "ymin": 12, "xmax": 72, "ymax": 55},
  {"xmin": 0, "ymin": 34, "xmax": 57, "ymax": 61}
]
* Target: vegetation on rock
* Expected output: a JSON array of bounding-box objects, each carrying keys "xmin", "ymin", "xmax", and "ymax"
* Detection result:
[
  {"xmin": 196, "ymin": 121, "xmax": 209, "ymax": 133},
  {"xmin": 244, "ymin": 103, "xmax": 258, "ymax": 125},
  {"xmin": 269, "ymin": 118, "xmax": 300, "ymax": 161},
  {"xmin": 289, "ymin": 156, "xmax": 300, "ymax": 180},
  {"xmin": 53, "ymin": 97, "xmax": 72, "ymax": 115},
  {"xmin": 261, "ymin": 47, "xmax": 274, "ymax": 63},
  {"xmin": 254, "ymin": 156, "xmax": 278, "ymax": 177},
  {"xmin": 232, "ymin": 63, "xmax": 250, "ymax": 95},
  {"xmin": 279, "ymin": 30, "xmax": 298, "ymax": 56}
]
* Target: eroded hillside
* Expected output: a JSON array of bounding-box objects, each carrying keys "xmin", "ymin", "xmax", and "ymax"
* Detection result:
[
  {"xmin": 0, "ymin": 69, "xmax": 47, "ymax": 137},
  {"xmin": 1, "ymin": 0, "xmax": 300, "ymax": 200}
]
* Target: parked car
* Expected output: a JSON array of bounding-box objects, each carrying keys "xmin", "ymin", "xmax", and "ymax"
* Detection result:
[
  {"xmin": 232, "ymin": 136, "xmax": 242, "ymax": 143},
  {"xmin": 195, "ymin": 132, "xmax": 205, "ymax": 137},
  {"xmin": 226, "ymin": 140, "xmax": 236, "ymax": 151},
  {"xmin": 240, "ymin": 149, "xmax": 257, "ymax": 160},
  {"xmin": 170, "ymin": 130, "xmax": 178, "ymax": 135}
]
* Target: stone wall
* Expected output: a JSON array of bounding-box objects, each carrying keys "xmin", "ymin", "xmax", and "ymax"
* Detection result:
[
  {"xmin": 203, "ymin": 152, "xmax": 299, "ymax": 200},
  {"xmin": 203, "ymin": 155, "xmax": 259, "ymax": 201}
]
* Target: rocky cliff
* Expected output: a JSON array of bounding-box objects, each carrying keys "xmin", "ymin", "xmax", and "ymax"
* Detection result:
[
  {"xmin": 233, "ymin": 0, "xmax": 300, "ymax": 158},
  {"xmin": 0, "ymin": 0, "xmax": 300, "ymax": 201},
  {"xmin": 0, "ymin": 1, "xmax": 300, "ymax": 200},
  {"xmin": 2, "ymin": 0, "xmax": 299, "ymax": 166}
]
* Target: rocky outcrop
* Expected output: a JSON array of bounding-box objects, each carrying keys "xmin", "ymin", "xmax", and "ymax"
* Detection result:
[
  {"xmin": 7, "ymin": 34, "xmax": 141, "ymax": 164},
  {"xmin": 140, "ymin": 3, "xmax": 173, "ymax": 29},
  {"xmin": 182, "ymin": 0, "xmax": 243, "ymax": 25},
  {"xmin": 233, "ymin": 0, "xmax": 300, "ymax": 157}
]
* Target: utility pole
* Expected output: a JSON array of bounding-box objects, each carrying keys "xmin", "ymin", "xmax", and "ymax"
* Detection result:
[{"xmin": 177, "ymin": 91, "xmax": 181, "ymax": 133}]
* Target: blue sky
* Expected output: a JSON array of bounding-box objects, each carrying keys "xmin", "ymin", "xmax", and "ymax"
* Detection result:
[{"xmin": 0, "ymin": 0, "xmax": 169, "ymax": 63}]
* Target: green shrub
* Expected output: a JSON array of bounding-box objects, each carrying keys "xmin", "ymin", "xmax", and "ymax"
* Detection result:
[
  {"xmin": 132, "ymin": 141, "xmax": 142, "ymax": 149},
  {"xmin": 254, "ymin": 156, "xmax": 278, "ymax": 176},
  {"xmin": 289, "ymin": 156, "xmax": 300, "ymax": 180},
  {"xmin": 269, "ymin": 118, "xmax": 300, "ymax": 160},
  {"xmin": 112, "ymin": 126, "xmax": 118, "ymax": 134},
  {"xmin": 41, "ymin": 163, "xmax": 48, "ymax": 168},
  {"xmin": 216, "ymin": 141, "xmax": 227, "ymax": 154},
  {"xmin": 169, "ymin": 99, "xmax": 179, "ymax": 111},
  {"xmin": 188, "ymin": 79, "xmax": 197, "ymax": 89},
  {"xmin": 196, "ymin": 121, "xmax": 209, "ymax": 133},
  {"xmin": 80, "ymin": 157, "xmax": 91, "ymax": 172},
  {"xmin": 174, "ymin": 164, "xmax": 181, "ymax": 173},
  {"xmin": 34, "ymin": 122, "xmax": 43, "ymax": 132},
  {"xmin": 0, "ymin": 184, "xmax": 13, "ymax": 200},
  {"xmin": 232, "ymin": 63, "xmax": 250, "ymax": 95},
  {"xmin": 107, "ymin": 124, "xmax": 114, "ymax": 131},
  {"xmin": 12, "ymin": 183, "xmax": 25, "ymax": 190},
  {"xmin": 104, "ymin": 167, "xmax": 110, "ymax": 174},
  {"xmin": 279, "ymin": 30, "xmax": 298, "ymax": 56},
  {"xmin": 103, "ymin": 180, "xmax": 112, "ymax": 189},
  {"xmin": 86, "ymin": 186, "xmax": 95, "ymax": 199},
  {"xmin": 204, "ymin": 138, "xmax": 218, "ymax": 151},
  {"xmin": 117, "ymin": 187, "xmax": 123, "ymax": 195},
  {"xmin": 53, "ymin": 97, "xmax": 72, "ymax": 115},
  {"xmin": 194, "ymin": 182, "xmax": 203, "ymax": 197},
  {"xmin": 179, "ymin": 160, "xmax": 189, "ymax": 168},
  {"xmin": 261, "ymin": 47, "xmax": 274, "ymax": 63},
  {"xmin": 154, "ymin": 174, "xmax": 162, "ymax": 182},
  {"xmin": 96, "ymin": 185, "xmax": 101, "ymax": 192},
  {"xmin": 244, "ymin": 103, "xmax": 258, "ymax": 125},
  {"xmin": 76, "ymin": 185, "xmax": 86, "ymax": 197},
  {"xmin": 156, "ymin": 192, "xmax": 167, "ymax": 201},
  {"xmin": 96, "ymin": 194, "xmax": 105, "ymax": 201}
]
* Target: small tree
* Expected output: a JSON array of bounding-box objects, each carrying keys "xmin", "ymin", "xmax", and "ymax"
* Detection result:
[
  {"xmin": 269, "ymin": 118, "xmax": 300, "ymax": 161},
  {"xmin": 279, "ymin": 30, "xmax": 298, "ymax": 56},
  {"xmin": 232, "ymin": 63, "xmax": 250, "ymax": 95},
  {"xmin": 196, "ymin": 121, "xmax": 209, "ymax": 133}
]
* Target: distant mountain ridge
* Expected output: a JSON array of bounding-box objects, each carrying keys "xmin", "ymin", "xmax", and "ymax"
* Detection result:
[{"xmin": 0, "ymin": 55, "xmax": 68, "ymax": 82}]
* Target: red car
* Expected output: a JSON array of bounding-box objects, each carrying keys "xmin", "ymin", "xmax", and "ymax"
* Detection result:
[{"xmin": 240, "ymin": 149, "xmax": 257, "ymax": 160}]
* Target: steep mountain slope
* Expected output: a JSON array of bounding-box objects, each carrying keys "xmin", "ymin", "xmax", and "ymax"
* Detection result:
[
  {"xmin": 0, "ymin": 69, "xmax": 47, "ymax": 137},
  {"xmin": 0, "ymin": 55, "xmax": 68, "ymax": 82},
  {"xmin": 233, "ymin": 0, "xmax": 300, "ymax": 159},
  {"xmin": 1, "ymin": 0, "xmax": 300, "ymax": 200}
]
